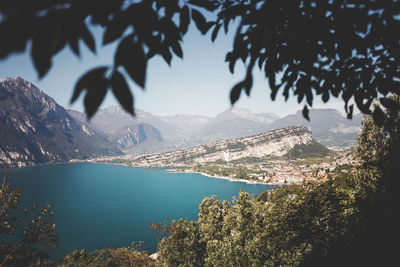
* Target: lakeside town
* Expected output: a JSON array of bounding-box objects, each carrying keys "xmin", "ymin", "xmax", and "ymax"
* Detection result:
[{"xmin": 168, "ymin": 150, "xmax": 358, "ymax": 185}]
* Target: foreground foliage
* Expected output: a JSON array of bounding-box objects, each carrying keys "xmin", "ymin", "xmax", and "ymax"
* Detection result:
[
  {"xmin": 0, "ymin": 175, "xmax": 58, "ymax": 266},
  {"xmin": 2, "ymin": 1, "xmax": 400, "ymax": 121},
  {"xmin": 159, "ymin": 179, "xmax": 358, "ymax": 266},
  {"xmin": 54, "ymin": 243, "xmax": 154, "ymax": 267}
]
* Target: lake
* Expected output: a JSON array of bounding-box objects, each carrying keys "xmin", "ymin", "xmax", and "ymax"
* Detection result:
[{"xmin": 2, "ymin": 163, "xmax": 273, "ymax": 258}]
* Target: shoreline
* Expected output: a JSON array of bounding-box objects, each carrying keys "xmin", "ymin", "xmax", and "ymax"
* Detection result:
[
  {"xmin": 2, "ymin": 160, "xmax": 282, "ymax": 187},
  {"xmin": 89, "ymin": 161, "xmax": 281, "ymax": 186},
  {"xmin": 91, "ymin": 162, "xmax": 282, "ymax": 186},
  {"xmin": 167, "ymin": 169, "xmax": 282, "ymax": 186}
]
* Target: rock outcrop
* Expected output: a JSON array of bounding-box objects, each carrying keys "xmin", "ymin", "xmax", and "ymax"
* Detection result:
[
  {"xmin": 0, "ymin": 77, "xmax": 121, "ymax": 168},
  {"xmin": 114, "ymin": 126, "xmax": 314, "ymax": 167}
]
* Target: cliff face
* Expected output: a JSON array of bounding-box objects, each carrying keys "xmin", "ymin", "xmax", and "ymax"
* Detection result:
[
  {"xmin": 120, "ymin": 126, "xmax": 313, "ymax": 167},
  {"xmin": 0, "ymin": 77, "xmax": 121, "ymax": 168},
  {"xmin": 67, "ymin": 108, "xmax": 164, "ymax": 152},
  {"xmin": 267, "ymin": 109, "xmax": 362, "ymax": 148}
]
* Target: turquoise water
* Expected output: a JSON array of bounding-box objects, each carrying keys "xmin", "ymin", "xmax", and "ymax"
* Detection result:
[{"xmin": 3, "ymin": 163, "xmax": 273, "ymax": 257}]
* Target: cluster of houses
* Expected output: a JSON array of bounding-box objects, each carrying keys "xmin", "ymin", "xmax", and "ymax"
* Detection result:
[{"xmin": 236, "ymin": 152, "xmax": 358, "ymax": 185}]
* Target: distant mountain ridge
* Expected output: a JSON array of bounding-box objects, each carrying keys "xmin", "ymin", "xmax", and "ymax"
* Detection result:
[
  {"xmin": 0, "ymin": 77, "xmax": 121, "ymax": 168},
  {"xmin": 267, "ymin": 109, "xmax": 363, "ymax": 148},
  {"xmin": 67, "ymin": 108, "xmax": 165, "ymax": 154},
  {"xmin": 67, "ymin": 106, "xmax": 285, "ymax": 154},
  {"xmin": 98, "ymin": 126, "xmax": 319, "ymax": 167},
  {"xmin": 73, "ymin": 105, "xmax": 361, "ymax": 154},
  {"xmin": 0, "ymin": 77, "xmax": 362, "ymax": 168}
]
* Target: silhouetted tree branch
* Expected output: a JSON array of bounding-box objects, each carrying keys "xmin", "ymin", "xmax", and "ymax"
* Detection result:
[{"xmin": 1, "ymin": 0, "xmax": 400, "ymax": 122}]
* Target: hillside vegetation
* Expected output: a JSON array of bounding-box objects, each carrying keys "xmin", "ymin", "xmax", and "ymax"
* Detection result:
[{"xmin": 285, "ymin": 139, "xmax": 332, "ymax": 159}]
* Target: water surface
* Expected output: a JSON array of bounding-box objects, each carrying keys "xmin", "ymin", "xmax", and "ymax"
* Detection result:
[{"xmin": 3, "ymin": 163, "xmax": 273, "ymax": 257}]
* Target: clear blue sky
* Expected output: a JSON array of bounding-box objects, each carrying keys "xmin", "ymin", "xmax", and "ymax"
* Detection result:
[{"xmin": 0, "ymin": 24, "xmax": 350, "ymax": 117}]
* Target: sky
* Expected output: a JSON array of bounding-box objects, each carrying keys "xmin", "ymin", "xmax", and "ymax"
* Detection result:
[{"xmin": 0, "ymin": 23, "xmax": 351, "ymax": 118}]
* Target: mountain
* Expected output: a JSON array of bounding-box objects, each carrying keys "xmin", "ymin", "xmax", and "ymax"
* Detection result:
[
  {"xmin": 68, "ymin": 106, "xmax": 281, "ymax": 154},
  {"xmin": 0, "ymin": 77, "xmax": 121, "ymax": 168},
  {"xmin": 68, "ymin": 105, "xmax": 361, "ymax": 155},
  {"xmin": 192, "ymin": 106, "xmax": 279, "ymax": 143},
  {"xmin": 159, "ymin": 114, "xmax": 211, "ymax": 135},
  {"xmin": 68, "ymin": 106, "xmax": 215, "ymax": 153},
  {"xmin": 105, "ymin": 126, "xmax": 319, "ymax": 167},
  {"xmin": 267, "ymin": 109, "xmax": 363, "ymax": 148},
  {"xmin": 0, "ymin": 76, "xmax": 363, "ymax": 168},
  {"xmin": 67, "ymin": 107, "xmax": 167, "ymax": 154}
]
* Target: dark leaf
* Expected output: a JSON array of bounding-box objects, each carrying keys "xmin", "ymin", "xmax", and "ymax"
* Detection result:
[
  {"xmin": 306, "ymin": 91, "xmax": 313, "ymax": 106},
  {"xmin": 347, "ymin": 104, "xmax": 354, "ymax": 119},
  {"xmin": 115, "ymin": 37, "xmax": 147, "ymax": 88},
  {"xmin": 171, "ymin": 41, "xmax": 183, "ymax": 58},
  {"xmin": 111, "ymin": 71, "xmax": 134, "ymax": 114},
  {"xmin": 322, "ymin": 92, "xmax": 329, "ymax": 103},
  {"xmin": 189, "ymin": 0, "xmax": 218, "ymax": 11},
  {"xmin": 230, "ymin": 82, "xmax": 244, "ymax": 104},
  {"xmin": 380, "ymin": 97, "xmax": 400, "ymax": 111},
  {"xmin": 84, "ymin": 80, "xmax": 108, "ymax": 119},
  {"xmin": 80, "ymin": 23, "xmax": 96, "ymax": 53},
  {"xmin": 0, "ymin": 21, "xmax": 30, "ymax": 59},
  {"xmin": 372, "ymin": 106, "xmax": 386, "ymax": 127},
  {"xmin": 282, "ymin": 83, "xmax": 291, "ymax": 101},
  {"xmin": 258, "ymin": 54, "xmax": 266, "ymax": 69},
  {"xmin": 302, "ymin": 105, "xmax": 310, "ymax": 121},
  {"xmin": 225, "ymin": 52, "xmax": 232, "ymax": 62},
  {"xmin": 211, "ymin": 23, "xmax": 221, "ymax": 42},
  {"xmin": 229, "ymin": 59, "xmax": 236, "ymax": 74},
  {"xmin": 161, "ymin": 45, "xmax": 172, "ymax": 65},
  {"xmin": 68, "ymin": 38, "xmax": 80, "ymax": 57},
  {"xmin": 192, "ymin": 9, "xmax": 208, "ymax": 34},
  {"xmin": 355, "ymin": 93, "xmax": 372, "ymax": 114},
  {"xmin": 161, "ymin": 17, "xmax": 182, "ymax": 43},
  {"xmin": 146, "ymin": 49, "xmax": 157, "ymax": 60},
  {"xmin": 71, "ymin": 67, "xmax": 109, "ymax": 104},
  {"xmin": 224, "ymin": 19, "xmax": 229, "ymax": 34},
  {"xmin": 31, "ymin": 37, "xmax": 52, "ymax": 78},
  {"xmin": 179, "ymin": 6, "xmax": 190, "ymax": 35},
  {"xmin": 204, "ymin": 22, "xmax": 215, "ymax": 34},
  {"xmin": 244, "ymin": 65, "xmax": 254, "ymax": 96},
  {"xmin": 103, "ymin": 15, "xmax": 128, "ymax": 45}
]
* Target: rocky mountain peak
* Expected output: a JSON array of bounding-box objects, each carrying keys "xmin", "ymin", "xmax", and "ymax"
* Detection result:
[
  {"xmin": 229, "ymin": 106, "xmax": 254, "ymax": 116},
  {"xmin": 0, "ymin": 78, "xmax": 121, "ymax": 167}
]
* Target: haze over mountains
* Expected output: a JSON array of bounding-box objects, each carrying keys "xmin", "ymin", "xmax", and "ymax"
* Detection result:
[
  {"xmin": 0, "ymin": 77, "xmax": 362, "ymax": 167},
  {"xmin": 98, "ymin": 126, "xmax": 326, "ymax": 167},
  {"xmin": 69, "ymin": 105, "xmax": 362, "ymax": 154}
]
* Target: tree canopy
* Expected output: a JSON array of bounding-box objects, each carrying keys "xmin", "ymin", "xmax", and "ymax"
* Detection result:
[
  {"xmin": 157, "ymin": 99, "xmax": 400, "ymax": 266},
  {"xmin": 1, "ymin": 0, "xmax": 400, "ymax": 120},
  {"xmin": 0, "ymin": 175, "xmax": 58, "ymax": 265}
]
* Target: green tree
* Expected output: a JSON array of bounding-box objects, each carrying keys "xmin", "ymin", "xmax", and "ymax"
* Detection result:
[
  {"xmin": 57, "ymin": 243, "xmax": 153, "ymax": 267},
  {"xmin": 0, "ymin": 175, "xmax": 58, "ymax": 266},
  {"xmin": 235, "ymin": 168, "xmax": 249, "ymax": 180},
  {"xmin": 268, "ymin": 181, "xmax": 358, "ymax": 266},
  {"xmin": 158, "ymin": 185, "xmax": 357, "ymax": 266},
  {"xmin": 352, "ymin": 94, "xmax": 400, "ymax": 266},
  {"xmin": 302, "ymin": 95, "xmax": 400, "ymax": 266},
  {"xmin": 198, "ymin": 196, "xmax": 226, "ymax": 241},
  {"xmin": 158, "ymin": 218, "xmax": 205, "ymax": 266}
]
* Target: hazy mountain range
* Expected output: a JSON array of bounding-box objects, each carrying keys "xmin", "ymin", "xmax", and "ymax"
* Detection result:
[
  {"xmin": 69, "ymin": 105, "xmax": 362, "ymax": 154},
  {"xmin": 0, "ymin": 77, "xmax": 362, "ymax": 167}
]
